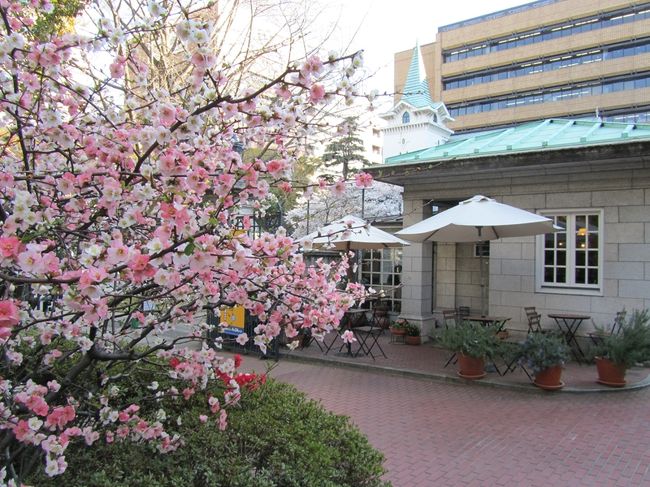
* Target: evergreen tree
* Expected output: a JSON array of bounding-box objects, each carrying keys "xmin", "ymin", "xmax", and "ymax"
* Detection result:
[{"xmin": 322, "ymin": 118, "xmax": 370, "ymax": 179}]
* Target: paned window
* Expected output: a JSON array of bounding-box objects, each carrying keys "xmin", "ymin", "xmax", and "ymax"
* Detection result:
[
  {"xmin": 538, "ymin": 211, "xmax": 602, "ymax": 292},
  {"xmin": 360, "ymin": 248, "xmax": 402, "ymax": 312},
  {"xmin": 402, "ymin": 112, "xmax": 410, "ymax": 124}
]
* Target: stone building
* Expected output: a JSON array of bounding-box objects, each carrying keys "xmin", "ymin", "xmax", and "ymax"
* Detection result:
[
  {"xmin": 372, "ymin": 42, "xmax": 650, "ymax": 334},
  {"xmin": 370, "ymin": 117, "xmax": 650, "ymax": 335}
]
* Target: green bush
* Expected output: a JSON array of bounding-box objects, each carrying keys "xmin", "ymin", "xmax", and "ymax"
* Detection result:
[{"xmin": 29, "ymin": 379, "xmax": 390, "ymax": 487}]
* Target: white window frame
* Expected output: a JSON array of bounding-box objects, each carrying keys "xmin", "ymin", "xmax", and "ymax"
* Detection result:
[
  {"xmin": 359, "ymin": 248, "xmax": 403, "ymax": 312},
  {"xmin": 535, "ymin": 208, "xmax": 604, "ymax": 296}
]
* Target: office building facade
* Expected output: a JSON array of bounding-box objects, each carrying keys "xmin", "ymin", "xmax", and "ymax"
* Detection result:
[{"xmin": 394, "ymin": 0, "xmax": 650, "ymax": 132}]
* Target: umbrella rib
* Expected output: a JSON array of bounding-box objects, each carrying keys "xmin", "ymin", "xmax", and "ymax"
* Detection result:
[
  {"xmin": 492, "ymin": 226, "xmax": 500, "ymax": 239},
  {"xmin": 424, "ymin": 229, "xmax": 440, "ymax": 241}
]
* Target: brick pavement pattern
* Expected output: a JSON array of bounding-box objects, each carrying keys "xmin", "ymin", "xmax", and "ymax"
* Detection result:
[{"xmin": 245, "ymin": 358, "xmax": 650, "ymax": 487}]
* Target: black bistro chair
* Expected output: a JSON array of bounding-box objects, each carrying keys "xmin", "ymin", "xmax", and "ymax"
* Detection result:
[
  {"xmin": 588, "ymin": 310, "xmax": 626, "ymax": 346},
  {"xmin": 353, "ymin": 305, "xmax": 387, "ymax": 360},
  {"xmin": 524, "ymin": 307, "xmax": 543, "ymax": 333}
]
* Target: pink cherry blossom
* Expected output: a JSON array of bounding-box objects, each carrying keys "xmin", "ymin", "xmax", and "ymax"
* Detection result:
[
  {"xmin": 190, "ymin": 51, "xmax": 215, "ymax": 69},
  {"xmin": 341, "ymin": 330, "xmax": 356, "ymax": 344},
  {"xmin": 0, "ymin": 0, "xmax": 367, "ymax": 480},
  {"xmin": 309, "ymin": 84, "xmax": 326, "ymax": 104},
  {"xmin": 158, "ymin": 103, "xmax": 177, "ymax": 127},
  {"xmin": 265, "ymin": 159, "xmax": 286, "ymax": 178},
  {"xmin": 331, "ymin": 179, "xmax": 347, "ymax": 197},
  {"xmin": 235, "ymin": 333, "xmax": 248, "ymax": 346},
  {"xmin": 0, "ymin": 236, "xmax": 21, "ymax": 258},
  {"xmin": 354, "ymin": 172, "xmax": 373, "ymax": 188},
  {"xmin": 218, "ymin": 409, "xmax": 228, "ymax": 431},
  {"xmin": 109, "ymin": 55, "xmax": 126, "ymax": 78},
  {"xmin": 0, "ymin": 300, "xmax": 20, "ymax": 328}
]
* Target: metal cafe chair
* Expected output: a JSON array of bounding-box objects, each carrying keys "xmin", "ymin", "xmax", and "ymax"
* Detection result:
[
  {"xmin": 442, "ymin": 309, "xmax": 459, "ymax": 329},
  {"xmin": 457, "ymin": 306, "xmax": 471, "ymax": 325},
  {"xmin": 353, "ymin": 303, "xmax": 388, "ymax": 360},
  {"xmin": 527, "ymin": 313, "xmax": 543, "ymax": 333},
  {"xmin": 589, "ymin": 310, "xmax": 627, "ymax": 346},
  {"xmin": 525, "ymin": 307, "xmax": 545, "ymax": 333},
  {"xmin": 524, "ymin": 306, "xmax": 538, "ymax": 321}
]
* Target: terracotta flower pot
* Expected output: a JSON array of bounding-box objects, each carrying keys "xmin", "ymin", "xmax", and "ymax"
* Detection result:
[
  {"xmin": 595, "ymin": 357, "xmax": 627, "ymax": 387},
  {"xmin": 404, "ymin": 335, "xmax": 421, "ymax": 345},
  {"xmin": 457, "ymin": 353, "xmax": 486, "ymax": 380},
  {"xmin": 390, "ymin": 327, "xmax": 407, "ymax": 336},
  {"xmin": 533, "ymin": 365, "xmax": 564, "ymax": 390}
]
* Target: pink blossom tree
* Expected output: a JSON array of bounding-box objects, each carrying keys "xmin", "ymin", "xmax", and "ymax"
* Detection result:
[{"xmin": 0, "ymin": 0, "xmax": 371, "ymax": 482}]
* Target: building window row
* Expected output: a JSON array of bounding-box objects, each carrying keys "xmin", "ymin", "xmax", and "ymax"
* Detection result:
[
  {"xmin": 604, "ymin": 111, "xmax": 650, "ymax": 123},
  {"xmin": 444, "ymin": 38, "xmax": 650, "ymax": 90},
  {"xmin": 443, "ymin": 3, "xmax": 650, "ymax": 63},
  {"xmin": 453, "ymin": 107, "xmax": 650, "ymax": 134},
  {"xmin": 448, "ymin": 73, "xmax": 650, "ymax": 118}
]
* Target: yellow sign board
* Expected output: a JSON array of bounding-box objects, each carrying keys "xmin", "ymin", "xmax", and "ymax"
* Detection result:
[{"xmin": 220, "ymin": 305, "xmax": 245, "ymax": 335}]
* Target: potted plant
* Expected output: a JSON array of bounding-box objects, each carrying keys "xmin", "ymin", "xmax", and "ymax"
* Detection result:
[
  {"xmin": 439, "ymin": 323, "xmax": 501, "ymax": 379},
  {"xmin": 404, "ymin": 323, "xmax": 421, "ymax": 345},
  {"xmin": 591, "ymin": 309, "xmax": 650, "ymax": 387},
  {"xmin": 518, "ymin": 332, "xmax": 569, "ymax": 390},
  {"xmin": 390, "ymin": 318, "xmax": 408, "ymax": 337}
]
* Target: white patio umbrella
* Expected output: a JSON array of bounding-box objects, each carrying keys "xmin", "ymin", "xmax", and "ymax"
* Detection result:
[
  {"xmin": 301, "ymin": 215, "xmax": 410, "ymax": 251},
  {"xmin": 299, "ymin": 215, "xmax": 409, "ymax": 283},
  {"xmin": 397, "ymin": 195, "xmax": 558, "ymax": 314},
  {"xmin": 397, "ymin": 195, "xmax": 558, "ymax": 243}
]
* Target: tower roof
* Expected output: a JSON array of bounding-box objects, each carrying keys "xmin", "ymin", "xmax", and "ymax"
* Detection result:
[{"xmin": 401, "ymin": 42, "xmax": 434, "ymax": 109}]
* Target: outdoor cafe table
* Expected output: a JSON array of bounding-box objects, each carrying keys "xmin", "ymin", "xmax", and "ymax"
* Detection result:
[
  {"xmin": 548, "ymin": 313, "xmax": 590, "ymax": 362},
  {"xmin": 465, "ymin": 315, "xmax": 511, "ymax": 332}
]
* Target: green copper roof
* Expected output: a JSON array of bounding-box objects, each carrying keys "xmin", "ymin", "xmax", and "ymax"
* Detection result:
[
  {"xmin": 384, "ymin": 118, "xmax": 650, "ymax": 165},
  {"xmin": 401, "ymin": 43, "xmax": 434, "ymax": 109}
]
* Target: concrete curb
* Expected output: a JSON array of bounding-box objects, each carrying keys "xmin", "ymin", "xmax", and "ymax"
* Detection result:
[{"xmin": 278, "ymin": 351, "xmax": 650, "ymax": 394}]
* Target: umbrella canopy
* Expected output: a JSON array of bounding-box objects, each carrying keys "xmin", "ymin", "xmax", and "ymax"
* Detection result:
[
  {"xmin": 397, "ymin": 195, "xmax": 558, "ymax": 243},
  {"xmin": 300, "ymin": 215, "xmax": 410, "ymax": 251}
]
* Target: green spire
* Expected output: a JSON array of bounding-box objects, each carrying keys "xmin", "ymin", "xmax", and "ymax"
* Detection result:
[{"xmin": 402, "ymin": 42, "xmax": 434, "ymax": 108}]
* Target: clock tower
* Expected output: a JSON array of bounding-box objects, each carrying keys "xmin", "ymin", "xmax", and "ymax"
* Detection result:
[{"xmin": 381, "ymin": 42, "xmax": 453, "ymax": 160}]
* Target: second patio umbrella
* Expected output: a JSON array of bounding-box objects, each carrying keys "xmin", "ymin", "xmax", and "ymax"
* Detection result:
[
  {"xmin": 300, "ymin": 215, "xmax": 409, "ymax": 282},
  {"xmin": 301, "ymin": 215, "xmax": 411, "ymax": 251},
  {"xmin": 397, "ymin": 195, "xmax": 558, "ymax": 314}
]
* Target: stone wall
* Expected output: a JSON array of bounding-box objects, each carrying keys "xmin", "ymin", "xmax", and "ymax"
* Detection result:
[{"xmin": 402, "ymin": 162, "xmax": 650, "ymax": 334}]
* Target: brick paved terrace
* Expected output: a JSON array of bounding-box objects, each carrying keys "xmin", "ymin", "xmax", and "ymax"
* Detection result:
[
  {"xmin": 282, "ymin": 331, "xmax": 650, "ymax": 393},
  {"xmin": 236, "ymin": 350, "xmax": 650, "ymax": 487}
]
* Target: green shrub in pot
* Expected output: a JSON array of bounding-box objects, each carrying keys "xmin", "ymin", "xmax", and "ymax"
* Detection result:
[
  {"xmin": 591, "ymin": 309, "xmax": 650, "ymax": 369},
  {"xmin": 518, "ymin": 332, "xmax": 569, "ymax": 374},
  {"xmin": 439, "ymin": 322, "xmax": 501, "ymax": 359}
]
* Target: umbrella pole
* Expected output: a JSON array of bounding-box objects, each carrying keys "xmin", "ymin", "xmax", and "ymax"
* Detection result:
[
  {"xmin": 345, "ymin": 242, "xmax": 356, "ymax": 284},
  {"xmin": 479, "ymin": 243, "xmax": 487, "ymax": 316}
]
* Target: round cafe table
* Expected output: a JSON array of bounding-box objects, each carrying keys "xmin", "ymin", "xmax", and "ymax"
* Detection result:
[{"xmin": 548, "ymin": 313, "xmax": 590, "ymax": 362}]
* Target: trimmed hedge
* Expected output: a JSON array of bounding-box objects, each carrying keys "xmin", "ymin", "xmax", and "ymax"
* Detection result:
[{"xmin": 30, "ymin": 380, "xmax": 390, "ymax": 487}]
